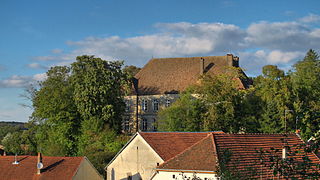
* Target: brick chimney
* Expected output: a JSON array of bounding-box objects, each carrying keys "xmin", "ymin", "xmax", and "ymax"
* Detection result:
[{"xmin": 200, "ymin": 57, "xmax": 205, "ymax": 75}]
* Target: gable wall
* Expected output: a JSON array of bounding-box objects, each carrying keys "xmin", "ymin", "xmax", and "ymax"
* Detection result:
[
  {"xmin": 73, "ymin": 158, "xmax": 103, "ymax": 180},
  {"xmin": 106, "ymin": 135, "xmax": 163, "ymax": 180}
]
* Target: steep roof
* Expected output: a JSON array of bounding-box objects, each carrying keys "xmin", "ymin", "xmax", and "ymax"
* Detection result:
[
  {"xmin": 139, "ymin": 132, "xmax": 223, "ymax": 161},
  {"xmin": 0, "ymin": 156, "xmax": 84, "ymax": 180},
  {"xmin": 133, "ymin": 54, "xmax": 248, "ymax": 95},
  {"xmin": 157, "ymin": 133, "xmax": 217, "ymax": 172}
]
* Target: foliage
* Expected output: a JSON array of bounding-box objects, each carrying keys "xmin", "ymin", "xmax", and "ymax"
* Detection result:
[
  {"xmin": 31, "ymin": 66, "xmax": 80, "ymax": 156},
  {"xmin": 157, "ymin": 92, "xmax": 205, "ymax": 131},
  {"xmin": 123, "ymin": 65, "xmax": 141, "ymax": 78}
]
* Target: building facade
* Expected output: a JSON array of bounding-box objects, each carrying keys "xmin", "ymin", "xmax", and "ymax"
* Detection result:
[{"xmin": 123, "ymin": 54, "xmax": 250, "ymax": 133}]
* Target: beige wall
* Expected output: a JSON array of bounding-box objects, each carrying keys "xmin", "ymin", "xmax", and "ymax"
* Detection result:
[
  {"xmin": 73, "ymin": 157, "xmax": 103, "ymax": 180},
  {"xmin": 124, "ymin": 94, "xmax": 180, "ymax": 133},
  {"xmin": 106, "ymin": 134, "xmax": 163, "ymax": 180},
  {"xmin": 152, "ymin": 171, "xmax": 218, "ymax": 180}
]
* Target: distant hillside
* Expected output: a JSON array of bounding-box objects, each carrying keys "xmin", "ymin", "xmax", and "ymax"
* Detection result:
[
  {"xmin": 0, "ymin": 121, "xmax": 26, "ymax": 127},
  {"xmin": 0, "ymin": 121, "xmax": 27, "ymax": 143}
]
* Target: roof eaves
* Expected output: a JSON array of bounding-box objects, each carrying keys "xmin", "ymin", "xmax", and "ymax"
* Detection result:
[{"xmin": 155, "ymin": 168, "xmax": 216, "ymax": 174}]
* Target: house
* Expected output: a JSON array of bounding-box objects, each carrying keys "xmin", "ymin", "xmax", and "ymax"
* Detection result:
[
  {"xmin": 106, "ymin": 132, "xmax": 320, "ymax": 180},
  {"xmin": 123, "ymin": 54, "xmax": 251, "ymax": 133},
  {"xmin": 153, "ymin": 133, "xmax": 320, "ymax": 180},
  {"xmin": 105, "ymin": 132, "xmax": 223, "ymax": 180},
  {"xmin": 0, "ymin": 153, "xmax": 103, "ymax": 180}
]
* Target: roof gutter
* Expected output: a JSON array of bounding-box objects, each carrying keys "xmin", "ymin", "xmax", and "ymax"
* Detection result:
[{"xmin": 155, "ymin": 168, "xmax": 216, "ymax": 174}]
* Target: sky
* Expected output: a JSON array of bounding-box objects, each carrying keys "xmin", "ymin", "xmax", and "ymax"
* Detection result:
[{"xmin": 1, "ymin": 0, "xmax": 320, "ymax": 122}]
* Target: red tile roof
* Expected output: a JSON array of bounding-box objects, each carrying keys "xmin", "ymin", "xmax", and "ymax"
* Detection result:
[
  {"xmin": 133, "ymin": 54, "xmax": 248, "ymax": 95},
  {"xmin": 157, "ymin": 133, "xmax": 217, "ymax": 172},
  {"xmin": 0, "ymin": 156, "xmax": 84, "ymax": 180},
  {"xmin": 139, "ymin": 132, "xmax": 223, "ymax": 161},
  {"xmin": 155, "ymin": 133, "xmax": 320, "ymax": 179},
  {"xmin": 214, "ymin": 133, "xmax": 320, "ymax": 179}
]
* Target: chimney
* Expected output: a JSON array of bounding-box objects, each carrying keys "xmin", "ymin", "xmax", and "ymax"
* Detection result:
[
  {"xmin": 37, "ymin": 152, "xmax": 43, "ymax": 175},
  {"xmin": 282, "ymin": 146, "xmax": 288, "ymax": 159},
  {"xmin": 12, "ymin": 154, "xmax": 19, "ymax": 165},
  {"xmin": 200, "ymin": 58, "xmax": 205, "ymax": 75}
]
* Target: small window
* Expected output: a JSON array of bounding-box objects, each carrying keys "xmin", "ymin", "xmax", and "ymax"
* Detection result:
[
  {"xmin": 166, "ymin": 99, "xmax": 171, "ymax": 107},
  {"xmin": 127, "ymin": 176, "xmax": 132, "ymax": 180},
  {"xmin": 172, "ymin": 175, "xmax": 175, "ymax": 178},
  {"xmin": 157, "ymin": 163, "xmax": 159, "ymax": 166},
  {"xmin": 125, "ymin": 100, "xmax": 130, "ymax": 112},
  {"xmin": 142, "ymin": 99, "xmax": 148, "ymax": 111},
  {"xmin": 142, "ymin": 118, "xmax": 148, "ymax": 131},
  {"xmin": 153, "ymin": 99, "xmax": 159, "ymax": 111},
  {"xmin": 153, "ymin": 118, "xmax": 157, "ymax": 131},
  {"xmin": 124, "ymin": 119, "xmax": 130, "ymax": 131}
]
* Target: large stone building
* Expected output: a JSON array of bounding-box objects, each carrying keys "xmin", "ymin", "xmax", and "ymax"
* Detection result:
[{"xmin": 123, "ymin": 54, "xmax": 250, "ymax": 133}]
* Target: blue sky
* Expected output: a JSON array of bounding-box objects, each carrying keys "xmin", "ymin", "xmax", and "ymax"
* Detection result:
[{"xmin": 1, "ymin": 0, "xmax": 320, "ymax": 122}]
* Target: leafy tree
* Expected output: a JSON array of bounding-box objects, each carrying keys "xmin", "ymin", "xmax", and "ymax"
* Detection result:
[
  {"xmin": 157, "ymin": 91, "xmax": 205, "ymax": 131},
  {"xmin": 290, "ymin": 49, "xmax": 320, "ymax": 139},
  {"xmin": 123, "ymin": 65, "xmax": 141, "ymax": 78},
  {"xmin": 254, "ymin": 65, "xmax": 294, "ymax": 133}
]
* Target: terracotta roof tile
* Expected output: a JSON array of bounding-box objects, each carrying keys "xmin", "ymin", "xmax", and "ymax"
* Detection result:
[
  {"xmin": 134, "ymin": 55, "xmax": 248, "ymax": 95},
  {"xmin": 0, "ymin": 156, "xmax": 83, "ymax": 180},
  {"xmin": 157, "ymin": 134, "xmax": 217, "ymax": 172},
  {"xmin": 214, "ymin": 133, "xmax": 320, "ymax": 179},
  {"xmin": 139, "ymin": 132, "xmax": 223, "ymax": 161}
]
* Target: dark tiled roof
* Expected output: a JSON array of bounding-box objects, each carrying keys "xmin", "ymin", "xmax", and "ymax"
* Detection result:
[
  {"xmin": 139, "ymin": 132, "xmax": 223, "ymax": 161},
  {"xmin": 0, "ymin": 156, "xmax": 83, "ymax": 180},
  {"xmin": 157, "ymin": 134, "xmax": 217, "ymax": 172},
  {"xmin": 134, "ymin": 54, "xmax": 248, "ymax": 95}
]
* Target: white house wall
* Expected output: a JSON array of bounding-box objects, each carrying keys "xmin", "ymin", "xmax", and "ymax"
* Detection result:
[
  {"xmin": 106, "ymin": 134, "xmax": 163, "ymax": 180},
  {"xmin": 152, "ymin": 171, "xmax": 218, "ymax": 180}
]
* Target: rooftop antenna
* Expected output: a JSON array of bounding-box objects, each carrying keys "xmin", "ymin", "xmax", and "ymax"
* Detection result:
[{"xmin": 12, "ymin": 154, "xmax": 19, "ymax": 165}]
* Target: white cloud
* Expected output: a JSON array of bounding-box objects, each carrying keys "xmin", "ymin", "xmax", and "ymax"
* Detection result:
[
  {"xmin": 27, "ymin": 63, "xmax": 48, "ymax": 69},
  {"xmin": 51, "ymin": 48, "xmax": 63, "ymax": 54},
  {"xmin": 299, "ymin": 14, "xmax": 320, "ymax": 23},
  {"xmin": 0, "ymin": 73, "xmax": 47, "ymax": 88},
  {"xmin": 27, "ymin": 14, "xmax": 320, "ymax": 74}
]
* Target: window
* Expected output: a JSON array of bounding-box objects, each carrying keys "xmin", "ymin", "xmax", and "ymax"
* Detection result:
[
  {"xmin": 125, "ymin": 100, "xmax": 130, "ymax": 112},
  {"xmin": 153, "ymin": 118, "xmax": 157, "ymax": 131},
  {"xmin": 142, "ymin": 99, "xmax": 148, "ymax": 111},
  {"xmin": 153, "ymin": 99, "xmax": 159, "ymax": 111},
  {"xmin": 124, "ymin": 119, "xmax": 130, "ymax": 131},
  {"xmin": 142, "ymin": 118, "xmax": 148, "ymax": 131},
  {"xmin": 166, "ymin": 99, "xmax": 171, "ymax": 107}
]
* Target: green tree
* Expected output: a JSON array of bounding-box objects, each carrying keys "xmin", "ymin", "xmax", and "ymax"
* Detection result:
[
  {"xmin": 123, "ymin": 65, "xmax": 141, "ymax": 78},
  {"xmin": 71, "ymin": 55, "xmax": 128, "ymax": 171},
  {"xmin": 254, "ymin": 65, "xmax": 294, "ymax": 133},
  {"xmin": 157, "ymin": 91, "xmax": 205, "ymax": 131},
  {"xmin": 31, "ymin": 66, "xmax": 80, "ymax": 156},
  {"xmin": 290, "ymin": 49, "xmax": 320, "ymax": 139}
]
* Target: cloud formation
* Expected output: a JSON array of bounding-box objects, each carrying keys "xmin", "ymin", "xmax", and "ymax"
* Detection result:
[
  {"xmin": 0, "ymin": 73, "xmax": 47, "ymax": 88},
  {"xmin": 29, "ymin": 14, "xmax": 320, "ymax": 75}
]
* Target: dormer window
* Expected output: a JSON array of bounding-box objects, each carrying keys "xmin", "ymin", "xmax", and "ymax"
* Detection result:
[
  {"xmin": 142, "ymin": 99, "xmax": 148, "ymax": 111},
  {"xmin": 153, "ymin": 99, "xmax": 159, "ymax": 111}
]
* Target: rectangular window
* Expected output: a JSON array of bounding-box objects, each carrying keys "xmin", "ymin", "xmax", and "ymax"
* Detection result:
[
  {"xmin": 124, "ymin": 119, "xmax": 130, "ymax": 131},
  {"xmin": 153, "ymin": 118, "xmax": 157, "ymax": 131},
  {"xmin": 166, "ymin": 99, "xmax": 171, "ymax": 107},
  {"xmin": 125, "ymin": 100, "xmax": 130, "ymax": 112},
  {"xmin": 142, "ymin": 118, "xmax": 148, "ymax": 131},
  {"xmin": 153, "ymin": 99, "xmax": 159, "ymax": 111},
  {"xmin": 142, "ymin": 99, "xmax": 148, "ymax": 111}
]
